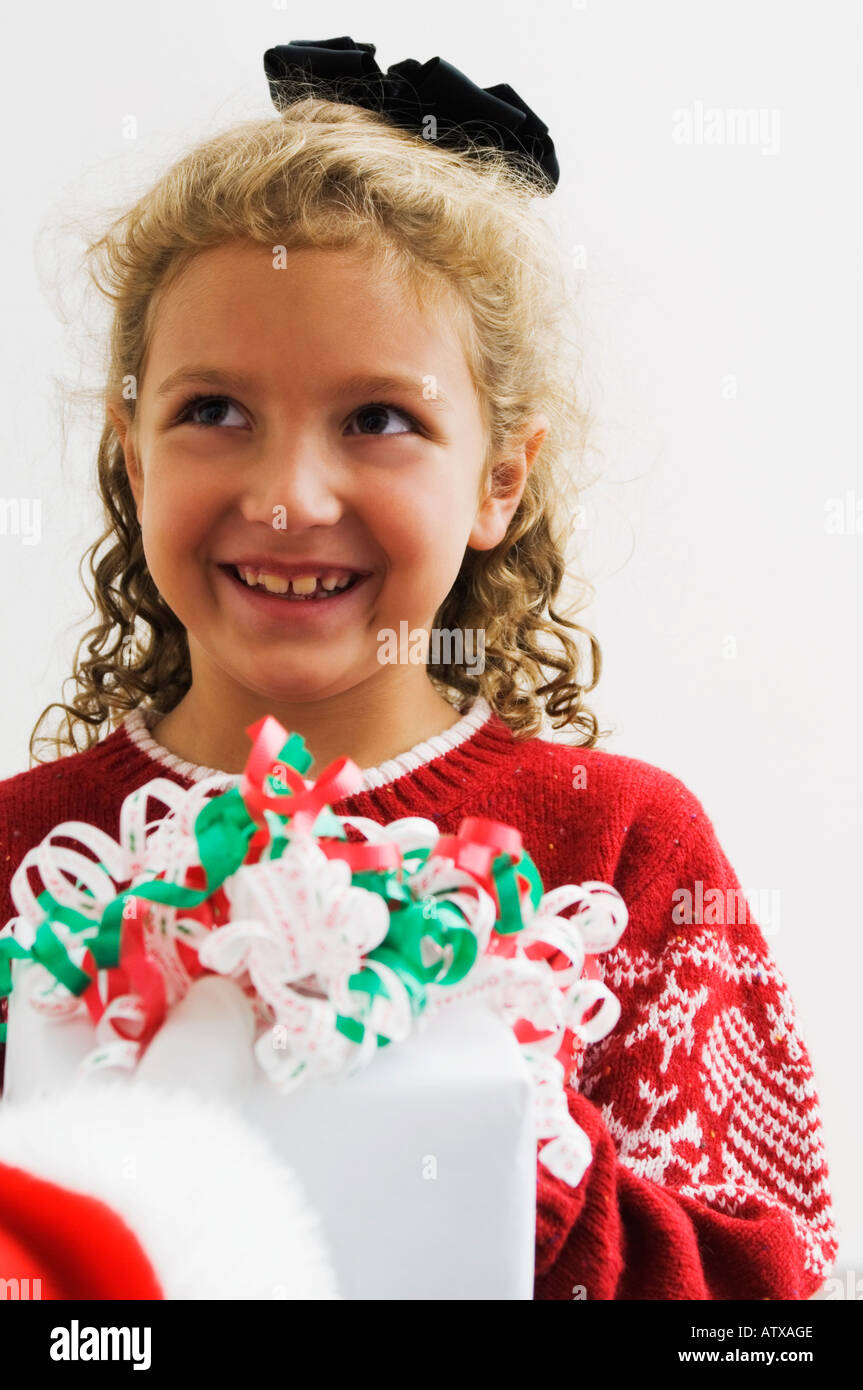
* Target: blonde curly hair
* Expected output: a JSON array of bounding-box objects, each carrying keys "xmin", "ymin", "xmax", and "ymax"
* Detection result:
[{"xmin": 30, "ymin": 88, "xmax": 610, "ymax": 764}]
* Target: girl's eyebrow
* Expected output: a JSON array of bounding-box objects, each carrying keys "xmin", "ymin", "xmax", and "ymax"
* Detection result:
[{"xmin": 154, "ymin": 366, "xmax": 453, "ymax": 412}]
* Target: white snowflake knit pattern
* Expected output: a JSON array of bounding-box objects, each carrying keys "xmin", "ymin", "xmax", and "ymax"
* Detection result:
[{"xmin": 579, "ymin": 928, "xmax": 835, "ymax": 1284}]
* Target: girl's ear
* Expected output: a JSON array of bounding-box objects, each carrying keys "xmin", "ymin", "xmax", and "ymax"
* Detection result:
[
  {"xmin": 107, "ymin": 403, "xmax": 143, "ymax": 520},
  {"xmin": 467, "ymin": 413, "xmax": 549, "ymax": 552}
]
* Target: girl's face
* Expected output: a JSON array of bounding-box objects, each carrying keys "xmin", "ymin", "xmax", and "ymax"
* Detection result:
[{"xmin": 112, "ymin": 239, "xmax": 543, "ymax": 708}]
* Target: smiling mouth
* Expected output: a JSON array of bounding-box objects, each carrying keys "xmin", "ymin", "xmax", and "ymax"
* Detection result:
[{"xmin": 219, "ymin": 564, "xmax": 365, "ymax": 601}]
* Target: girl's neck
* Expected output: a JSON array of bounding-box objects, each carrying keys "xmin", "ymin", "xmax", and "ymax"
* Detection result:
[{"xmin": 146, "ymin": 679, "xmax": 477, "ymax": 780}]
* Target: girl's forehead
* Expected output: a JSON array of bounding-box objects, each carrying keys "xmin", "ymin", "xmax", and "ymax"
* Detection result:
[
  {"xmin": 159, "ymin": 237, "xmax": 455, "ymax": 315},
  {"xmin": 148, "ymin": 241, "xmax": 467, "ymax": 360}
]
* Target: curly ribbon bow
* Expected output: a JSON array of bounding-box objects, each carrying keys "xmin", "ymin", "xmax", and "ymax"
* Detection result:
[{"xmin": 2, "ymin": 712, "xmax": 628, "ymax": 1187}]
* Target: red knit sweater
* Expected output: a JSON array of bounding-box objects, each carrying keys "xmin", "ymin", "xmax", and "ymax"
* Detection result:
[{"xmin": 0, "ymin": 700, "xmax": 839, "ymax": 1300}]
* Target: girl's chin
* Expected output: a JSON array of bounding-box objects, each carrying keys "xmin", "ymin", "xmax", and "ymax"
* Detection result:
[{"xmin": 210, "ymin": 646, "xmax": 380, "ymax": 704}]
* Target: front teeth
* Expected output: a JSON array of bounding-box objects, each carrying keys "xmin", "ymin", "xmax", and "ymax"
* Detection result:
[{"xmin": 235, "ymin": 567, "xmax": 355, "ymax": 597}]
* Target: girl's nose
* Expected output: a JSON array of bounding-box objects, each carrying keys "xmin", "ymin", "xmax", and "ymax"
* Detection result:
[{"xmin": 238, "ymin": 445, "xmax": 345, "ymax": 530}]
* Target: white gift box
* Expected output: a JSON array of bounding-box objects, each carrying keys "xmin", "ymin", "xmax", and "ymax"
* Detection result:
[{"xmin": 4, "ymin": 964, "xmax": 537, "ymax": 1299}]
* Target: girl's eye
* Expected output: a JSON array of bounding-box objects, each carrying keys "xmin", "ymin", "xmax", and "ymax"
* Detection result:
[
  {"xmin": 176, "ymin": 395, "xmax": 247, "ymax": 429},
  {"xmin": 174, "ymin": 395, "xmax": 419, "ymax": 435},
  {"xmin": 345, "ymin": 401, "xmax": 418, "ymax": 436}
]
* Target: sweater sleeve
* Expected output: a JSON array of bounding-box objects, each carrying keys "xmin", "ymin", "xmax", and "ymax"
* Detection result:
[{"xmin": 533, "ymin": 785, "xmax": 839, "ymax": 1300}]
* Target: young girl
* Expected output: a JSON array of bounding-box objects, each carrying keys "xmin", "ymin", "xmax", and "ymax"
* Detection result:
[{"xmin": 0, "ymin": 47, "xmax": 838, "ymax": 1300}]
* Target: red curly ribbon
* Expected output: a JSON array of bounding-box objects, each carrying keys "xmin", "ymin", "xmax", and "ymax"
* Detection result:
[
  {"xmin": 81, "ymin": 897, "xmax": 167, "ymax": 1044},
  {"xmin": 241, "ymin": 715, "xmax": 364, "ymax": 829}
]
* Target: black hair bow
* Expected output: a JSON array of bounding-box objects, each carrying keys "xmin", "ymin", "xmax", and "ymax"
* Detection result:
[{"xmin": 263, "ymin": 35, "xmax": 559, "ymax": 192}]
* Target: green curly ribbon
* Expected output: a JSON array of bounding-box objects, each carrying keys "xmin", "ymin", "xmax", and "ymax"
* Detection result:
[
  {"xmin": 0, "ymin": 937, "xmax": 30, "ymax": 1042},
  {"xmin": 492, "ymin": 849, "xmax": 544, "ymax": 933},
  {"xmin": 329, "ymin": 846, "xmax": 544, "ymax": 1047}
]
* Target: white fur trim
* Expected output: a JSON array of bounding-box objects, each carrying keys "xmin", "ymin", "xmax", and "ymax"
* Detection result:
[{"xmin": 0, "ymin": 1081, "xmax": 341, "ymax": 1299}]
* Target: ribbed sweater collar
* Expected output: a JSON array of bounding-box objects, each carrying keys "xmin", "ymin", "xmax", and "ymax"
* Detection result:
[{"xmin": 112, "ymin": 697, "xmax": 521, "ymax": 817}]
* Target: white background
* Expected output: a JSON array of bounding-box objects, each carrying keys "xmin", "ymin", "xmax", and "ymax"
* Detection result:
[{"xmin": 1, "ymin": 1, "xmax": 860, "ymax": 1279}]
